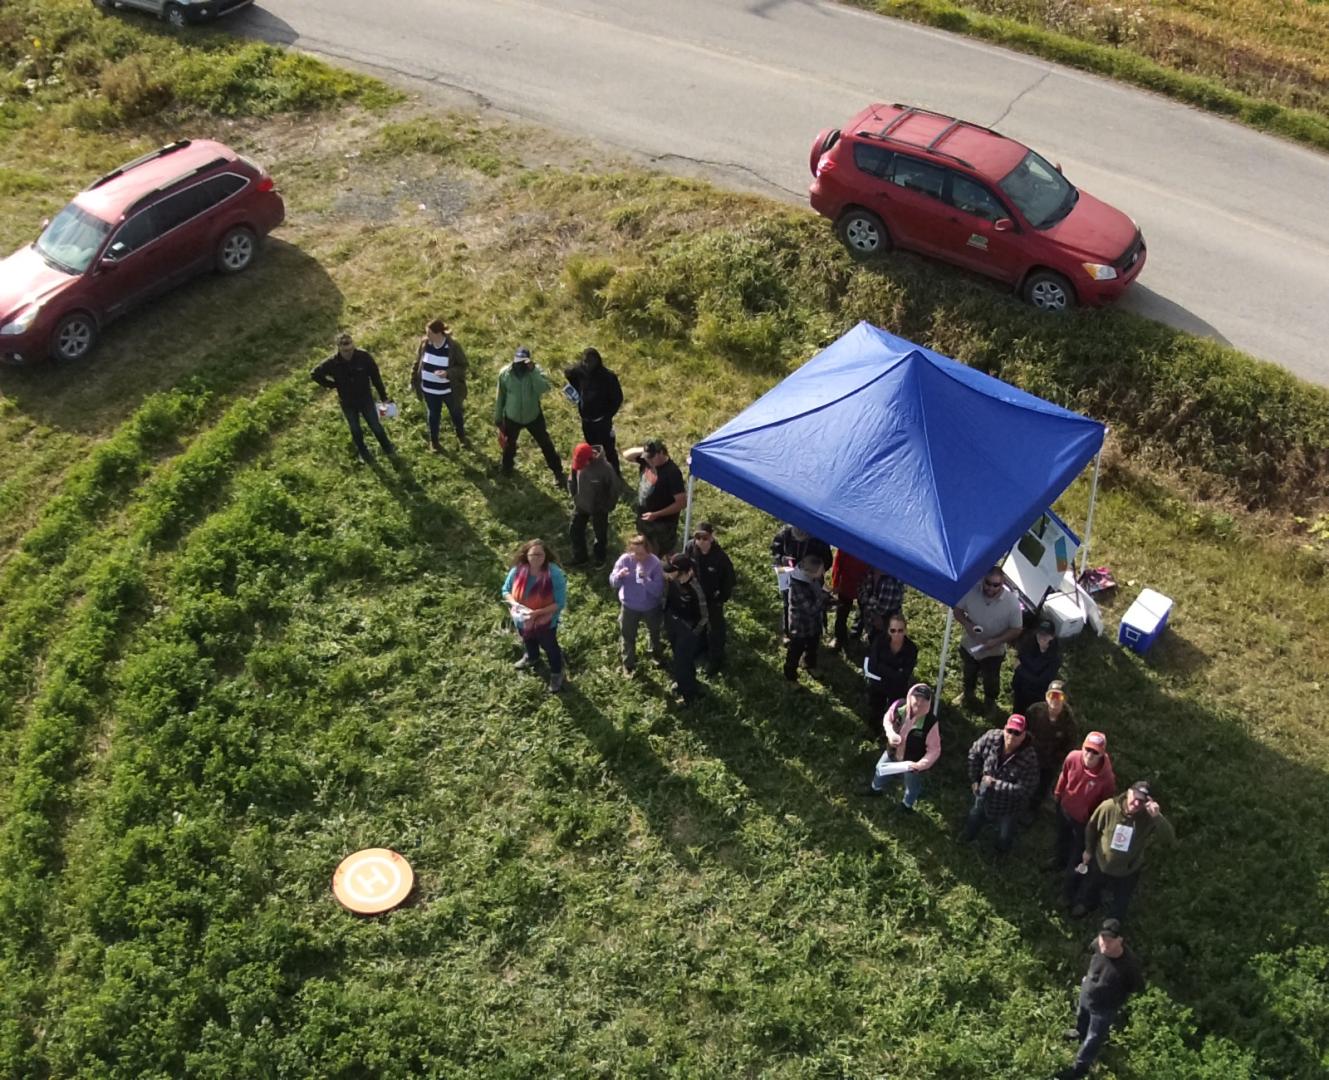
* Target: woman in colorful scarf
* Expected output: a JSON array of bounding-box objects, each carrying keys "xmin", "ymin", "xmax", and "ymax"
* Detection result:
[{"xmin": 501, "ymin": 538, "xmax": 569, "ymax": 693}]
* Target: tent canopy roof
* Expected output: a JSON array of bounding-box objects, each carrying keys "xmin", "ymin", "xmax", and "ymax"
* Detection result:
[{"xmin": 689, "ymin": 322, "xmax": 1105, "ymax": 606}]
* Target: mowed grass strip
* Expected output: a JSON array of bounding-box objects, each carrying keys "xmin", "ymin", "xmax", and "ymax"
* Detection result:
[
  {"xmin": 0, "ymin": 125, "xmax": 1322, "ymax": 1076},
  {"xmin": 0, "ymin": 18, "xmax": 1326, "ymax": 1075}
]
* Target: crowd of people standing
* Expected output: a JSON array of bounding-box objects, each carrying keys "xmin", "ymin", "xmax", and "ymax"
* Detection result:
[{"xmin": 313, "ymin": 325, "xmax": 1174, "ymax": 1079}]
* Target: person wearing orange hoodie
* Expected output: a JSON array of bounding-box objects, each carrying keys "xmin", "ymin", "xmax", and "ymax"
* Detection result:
[{"xmin": 1049, "ymin": 731, "xmax": 1117, "ymax": 872}]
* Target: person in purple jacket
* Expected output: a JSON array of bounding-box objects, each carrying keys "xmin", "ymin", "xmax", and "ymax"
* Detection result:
[{"xmin": 609, "ymin": 534, "xmax": 666, "ymax": 676}]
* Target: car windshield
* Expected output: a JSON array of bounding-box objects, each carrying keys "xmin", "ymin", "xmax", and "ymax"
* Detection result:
[
  {"xmin": 998, "ymin": 150, "xmax": 1077, "ymax": 229},
  {"xmin": 35, "ymin": 203, "xmax": 113, "ymax": 274}
]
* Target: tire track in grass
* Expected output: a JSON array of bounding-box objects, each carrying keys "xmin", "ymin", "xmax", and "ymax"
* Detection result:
[{"xmin": 0, "ymin": 378, "xmax": 309, "ymax": 1074}]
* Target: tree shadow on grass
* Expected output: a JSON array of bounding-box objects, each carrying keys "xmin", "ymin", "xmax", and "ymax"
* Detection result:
[
  {"xmin": 0, "ymin": 240, "xmax": 341, "ymax": 438},
  {"xmin": 621, "ymin": 602, "xmax": 1329, "ymax": 1077}
]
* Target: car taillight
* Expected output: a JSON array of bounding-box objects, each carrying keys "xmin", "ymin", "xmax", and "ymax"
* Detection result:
[
  {"xmin": 256, "ymin": 176, "xmax": 275, "ymax": 193},
  {"xmin": 814, "ymin": 156, "xmax": 836, "ymax": 179}
]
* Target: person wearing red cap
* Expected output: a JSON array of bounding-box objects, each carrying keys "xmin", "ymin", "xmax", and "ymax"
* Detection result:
[
  {"xmin": 1049, "ymin": 732, "xmax": 1117, "ymax": 872},
  {"xmin": 567, "ymin": 442, "xmax": 619, "ymax": 567},
  {"xmin": 961, "ymin": 714, "xmax": 1040, "ymax": 853}
]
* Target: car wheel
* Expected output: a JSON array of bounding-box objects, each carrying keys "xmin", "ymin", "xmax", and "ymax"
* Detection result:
[
  {"xmin": 216, "ymin": 226, "xmax": 258, "ymax": 274},
  {"xmin": 164, "ymin": 3, "xmax": 187, "ymax": 28},
  {"xmin": 1023, "ymin": 270, "xmax": 1076, "ymax": 312},
  {"xmin": 836, "ymin": 208, "xmax": 892, "ymax": 261},
  {"xmin": 51, "ymin": 312, "xmax": 98, "ymax": 362}
]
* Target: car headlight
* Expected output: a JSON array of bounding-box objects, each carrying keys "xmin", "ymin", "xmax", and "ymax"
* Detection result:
[
  {"xmin": 1081, "ymin": 263, "xmax": 1118, "ymax": 281},
  {"xmin": 0, "ymin": 305, "xmax": 40, "ymax": 335}
]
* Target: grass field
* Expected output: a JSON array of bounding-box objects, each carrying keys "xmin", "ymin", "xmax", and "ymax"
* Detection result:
[
  {"xmin": 847, "ymin": 0, "xmax": 1329, "ymax": 151},
  {"xmin": 1, "ymin": 7, "xmax": 1328, "ymax": 1079}
]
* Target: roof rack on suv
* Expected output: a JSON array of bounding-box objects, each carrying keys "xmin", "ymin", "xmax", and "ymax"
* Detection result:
[
  {"xmin": 88, "ymin": 140, "xmax": 194, "ymax": 191},
  {"xmin": 121, "ymin": 156, "xmax": 232, "ymax": 219},
  {"xmin": 855, "ymin": 106, "xmax": 999, "ymax": 174}
]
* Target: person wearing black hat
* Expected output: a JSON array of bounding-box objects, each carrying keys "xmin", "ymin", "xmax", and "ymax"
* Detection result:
[
  {"xmin": 563, "ymin": 347, "xmax": 624, "ymax": 475},
  {"xmin": 1067, "ymin": 780, "xmax": 1175, "ymax": 921},
  {"xmin": 684, "ymin": 522, "xmax": 736, "ymax": 674},
  {"xmin": 311, "ymin": 332, "xmax": 396, "ymax": 463},
  {"xmin": 1012, "ymin": 617, "xmax": 1063, "ymax": 714},
  {"xmin": 661, "ymin": 553, "xmax": 709, "ymax": 704},
  {"xmin": 494, "ymin": 346, "xmax": 566, "ymax": 488},
  {"xmin": 1053, "ymin": 919, "xmax": 1145, "ymax": 1079},
  {"xmin": 624, "ymin": 440, "xmax": 686, "ymax": 557}
]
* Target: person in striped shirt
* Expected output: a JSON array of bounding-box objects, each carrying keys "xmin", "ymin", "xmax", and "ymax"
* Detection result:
[{"xmin": 410, "ymin": 318, "xmax": 469, "ymax": 450}]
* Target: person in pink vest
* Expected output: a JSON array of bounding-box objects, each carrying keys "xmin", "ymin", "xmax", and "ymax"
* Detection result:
[
  {"xmin": 1049, "ymin": 731, "xmax": 1117, "ymax": 872},
  {"xmin": 860, "ymin": 684, "xmax": 940, "ymax": 812}
]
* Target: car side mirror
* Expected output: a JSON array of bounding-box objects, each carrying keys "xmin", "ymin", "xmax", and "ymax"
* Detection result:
[
  {"xmin": 993, "ymin": 218, "xmax": 1015, "ymax": 233},
  {"xmin": 97, "ymin": 257, "xmax": 118, "ymax": 273},
  {"xmin": 1054, "ymin": 161, "xmax": 1063, "ymax": 174}
]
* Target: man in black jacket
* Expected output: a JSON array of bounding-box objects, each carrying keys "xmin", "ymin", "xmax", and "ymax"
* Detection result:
[
  {"xmin": 1054, "ymin": 919, "xmax": 1144, "ymax": 1079},
  {"xmin": 684, "ymin": 522, "xmax": 736, "ymax": 675},
  {"xmin": 564, "ymin": 347, "xmax": 624, "ymax": 475},
  {"xmin": 311, "ymin": 332, "xmax": 395, "ymax": 463},
  {"xmin": 662, "ymin": 554, "xmax": 709, "ymax": 705},
  {"xmin": 771, "ymin": 524, "xmax": 833, "ymax": 640}
]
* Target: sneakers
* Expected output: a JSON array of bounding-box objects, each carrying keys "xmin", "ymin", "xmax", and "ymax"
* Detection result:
[
  {"xmin": 513, "ymin": 655, "xmax": 536, "ymax": 671},
  {"xmin": 429, "ymin": 440, "xmax": 442, "ymax": 453},
  {"xmin": 548, "ymin": 671, "xmax": 565, "ymax": 694},
  {"xmin": 553, "ymin": 473, "xmax": 569, "ymax": 491},
  {"xmin": 621, "ymin": 664, "xmax": 636, "ymax": 678},
  {"xmin": 1061, "ymin": 1029, "xmax": 1081, "ymax": 1042}
]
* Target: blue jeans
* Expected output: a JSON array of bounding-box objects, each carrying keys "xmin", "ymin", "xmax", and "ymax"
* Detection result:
[
  {"xmin": 961, "ymin": 795, "xmax": 1018, "ymax": 851},
  {"xmin": 1072, "ymin": 983, "xmax": 1118, "ymax": 1075},
  {"xmin": 423, "ymin": 391, "xmax": 464, "ymax": 443},
  {"xmin": 522, "ymin": 625, "xmax": 563, "ymax": 674},
  {"xmin": 870, "ymin": 754, "xmax": 924, "ymax": 807},
  {"xmin": 340, "ymin": 397, "xmax": 393, "ymax": 456}
]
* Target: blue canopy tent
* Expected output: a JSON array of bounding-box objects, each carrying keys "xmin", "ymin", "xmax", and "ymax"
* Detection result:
[{"xmin": 685, "ymin": 321, "xmax": 1106, "ymax": 698}]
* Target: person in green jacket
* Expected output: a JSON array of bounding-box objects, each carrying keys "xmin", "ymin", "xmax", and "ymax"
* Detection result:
[
  {"xmin": 1066, "ymin": 780, "xmax": 1175, "ymax": 921},
  {"xmin": 495, "ymin": 346, "xmax": 566, "ymax": 487}
]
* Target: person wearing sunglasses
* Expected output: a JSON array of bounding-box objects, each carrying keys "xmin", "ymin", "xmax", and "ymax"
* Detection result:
[
  {"xmin": 960, "ymin": 713, "xmax": 1040, "ymax": 853},
  {"xmin": 683, "ymin": 522, "xmax": 736, "ymax": 675},
  {"xmin": 953, "ymin": 566, "xmax": 1024, "ymax": 715},
  {"xmin": 1050, "ymin": 731, "xmax": 1116, "ymax": 872},
  {"xmin": 863, "ymin": 612, "xmax": 917, "ymax": 737}
]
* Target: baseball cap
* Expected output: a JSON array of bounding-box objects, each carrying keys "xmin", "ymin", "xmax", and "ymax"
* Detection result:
[
  {"xmin": 1047, "ymin": 679, "xmax": 1067, "ymax": 696},
  {"xmin": 1037, "ymin": 618, "xmax": 1056, "ymax": 636},
  {"xmin": 1130, "ymin": 780, "xmax": 1153, "ymax": 799},
  {"xmin": 514, "ymin": 346, "xmax": 532, "ymax": 360},
  {"xmin": 667, "ymin": 553, "xmax": 693, "ymax": 574},
  {"xmin": 1004, "ymin": 714, "xmax": 1027, "ymax": 734},
  {"xmin": 910, "ymin": 684, "xmax": 934, "ymax": 700},
  {"xmin": 1099, "ymin": 918, "xmax": 1122, "ymax": 939},
  {"xmin": 1083, "ymin": 731, "xmax": 1107, "ymax": 752}
]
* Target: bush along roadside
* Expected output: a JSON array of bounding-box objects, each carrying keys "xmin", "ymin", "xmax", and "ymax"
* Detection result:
[
  {"xmin": 848, "ymin": 0, "xmax": 1329, "ymax": 154},
  {"xmin": 560, "ymin": 202, "xmax": 1329, "ymax": 513}
]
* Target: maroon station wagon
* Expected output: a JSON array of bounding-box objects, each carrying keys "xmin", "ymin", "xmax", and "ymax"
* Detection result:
[
  {"xmin": 809, "ymin": 103, "xmax": 1146, "ymax": 310},
  {"xmin": 0, "ymin": 139, "xmax": 284, "ymax": 364}
]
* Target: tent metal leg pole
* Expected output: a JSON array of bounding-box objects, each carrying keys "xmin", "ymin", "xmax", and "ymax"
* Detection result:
[
  {"xmin": 682, "ymin": 473, "xmax": 696, "ymax": 541},
  {"xmin": 935, "ymin": 608, "xmax": 954, "ymax": 705},
  {"xmin": 1079, "ymin": 446, "xmax": 1104, "ymax": 577}
]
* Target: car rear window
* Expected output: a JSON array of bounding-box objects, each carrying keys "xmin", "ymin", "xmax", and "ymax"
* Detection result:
[
  {"xmin": 852, "ymin": 142, "xmax": 894, "ymax": 180},
  {"xmin": 889, "ymin": 156, "xmax": 947, "ymax": 200}
]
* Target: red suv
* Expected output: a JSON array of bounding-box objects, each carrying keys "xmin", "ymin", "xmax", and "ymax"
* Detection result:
[
  {"xmin": 809, "ymin": 104, "xmax": 1145, "ymax": 310},
  {"xmin": 0, "ymin": 139, "xmax": 284, "ymax": 364}
]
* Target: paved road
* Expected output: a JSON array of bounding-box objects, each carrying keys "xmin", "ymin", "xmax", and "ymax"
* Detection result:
[{"xmin": 233, "ymin": 0, "xmax": 1329, "ymax": 387}]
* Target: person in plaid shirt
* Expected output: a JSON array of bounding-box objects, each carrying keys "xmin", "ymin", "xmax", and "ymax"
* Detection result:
[
  {"xmin": 960, "ymin": 714, "xmax": 1040, "ymax": 853},
  {"xmin": 857, "ymin": 565, "xmax": 905, "ymax": 640},
  {"xmin": 784, "ymin": 553, "xmax": 831, "ymax": 682}
]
